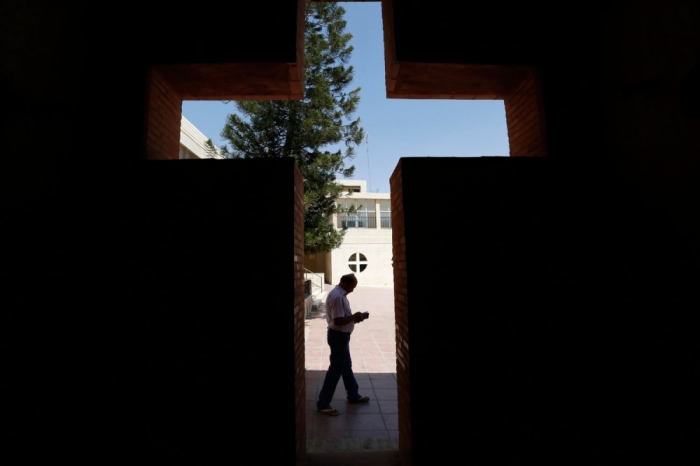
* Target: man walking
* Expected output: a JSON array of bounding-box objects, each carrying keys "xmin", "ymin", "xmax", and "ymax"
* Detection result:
[{"xmin": 316, "ymin": 273, "xmax": 370, "ymax": 415}]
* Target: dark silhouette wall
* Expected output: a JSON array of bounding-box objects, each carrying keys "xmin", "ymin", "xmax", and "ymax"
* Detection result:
[
  {"xmin": 391, "ymin": 157, "xmax": 696, "ymax": 465},
  {"xmin": 2, "ymin": 159, "xmax": 304, "ymax": 463}
]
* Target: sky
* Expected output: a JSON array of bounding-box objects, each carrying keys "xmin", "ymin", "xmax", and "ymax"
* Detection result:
[{"xmin": 182, "ymin": 2, "xmax": 508, "ymax": 194}]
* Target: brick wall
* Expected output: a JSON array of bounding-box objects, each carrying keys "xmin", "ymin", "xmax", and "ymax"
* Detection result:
[
  {"xmin": 382, "ymin": 0, "xmax": 400, "ymax": 95},
  {"xmin": 389, "ymin": 161, "xmax": 411, "ymax": 466},
  {"xmin": 504, "ymin": 69, "xmax": 547, "ymax": 157},
  {"xmin": 146, "ymin": 68, "xmax": 183, "ymax": 160},
  {"xmin": 293, "ymin": 163, "xmax": 306, "ymax": 466}
]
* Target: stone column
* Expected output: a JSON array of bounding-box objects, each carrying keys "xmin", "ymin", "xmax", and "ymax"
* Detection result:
[{"xmin": 376, "ymin": 199, "xmax": 381, "ymax": 229}]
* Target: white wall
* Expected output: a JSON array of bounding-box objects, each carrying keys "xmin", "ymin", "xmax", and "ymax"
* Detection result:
[
  {"xmin": 331, "ymin": 229, "xmax": 393, "ymax": 287},
  {"xmin": 330, "ymin": 181, "xmax": 393, "ymax": 287}
]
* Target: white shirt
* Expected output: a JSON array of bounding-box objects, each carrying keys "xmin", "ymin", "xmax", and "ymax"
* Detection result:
[{"xmin": 326, "ymin": 285, "xmax": 354, "ymax": 333}]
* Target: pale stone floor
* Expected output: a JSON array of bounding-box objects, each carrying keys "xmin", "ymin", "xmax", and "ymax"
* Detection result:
[{"xmin": 305, "ymin": 284, "xmax": 398, "ymax": 452}]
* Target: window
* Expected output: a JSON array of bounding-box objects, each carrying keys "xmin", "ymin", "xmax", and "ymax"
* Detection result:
[
  {"xmin": 380, "ymin": 200, "xmax": 391, "ymax": 228},
  {"xmin": 338, "ymin": 199, "xmax": 376, "ymax": 228},
  {"xmin": 348, "ymin": 253, "xmax": 368, "ymax": 273}
]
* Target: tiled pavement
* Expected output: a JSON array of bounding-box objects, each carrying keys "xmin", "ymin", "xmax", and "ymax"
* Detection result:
[{"xmin": 305, "ymin": 284, "xmax": 398, "ymax": 452}]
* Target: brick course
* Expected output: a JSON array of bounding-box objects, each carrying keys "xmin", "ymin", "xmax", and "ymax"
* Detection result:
[
  {"xmin": 505, "ymin": 69, "xmax": 547, "ymax": 157},
  {"xmin": 293, "ymin": 164, "xmax": 306, "ymax": 466},
  {"xmin": 146, "ymin": 68, "xmax": 183, "ymax": 160},
  {"xmin": 390, "ymin": 161, "xmax": 411, "ymax": 466}
]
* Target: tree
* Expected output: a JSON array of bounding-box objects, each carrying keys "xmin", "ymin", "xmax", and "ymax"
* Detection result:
[{"xmin": 206, "ymin": 2, "xmax": 364, "ymax": 254}]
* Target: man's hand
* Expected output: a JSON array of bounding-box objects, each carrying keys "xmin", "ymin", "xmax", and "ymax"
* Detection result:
[{"xmin": 333, "ymin": 312, "xmax": 365, "ymax": 327}]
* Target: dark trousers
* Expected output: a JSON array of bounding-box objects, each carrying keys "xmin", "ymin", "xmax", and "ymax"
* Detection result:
[{"xmin": 316, "ymin": 328, "xmax": 360, "ymax": 408}]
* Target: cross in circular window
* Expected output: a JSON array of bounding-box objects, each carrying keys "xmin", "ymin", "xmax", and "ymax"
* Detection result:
[{"xmin": 348, "ymin": 253, "xmax": 368, "ymax": 273}]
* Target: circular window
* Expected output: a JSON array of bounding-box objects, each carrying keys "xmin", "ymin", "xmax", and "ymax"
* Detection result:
[{"xmin": 348, "ymin": 253, "xmax": 368, "ymax": 273}]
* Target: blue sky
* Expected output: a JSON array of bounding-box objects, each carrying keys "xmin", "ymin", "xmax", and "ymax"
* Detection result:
[{"xmin": 182, "ymin": 2, "xmax": 508, "ymax": 193}]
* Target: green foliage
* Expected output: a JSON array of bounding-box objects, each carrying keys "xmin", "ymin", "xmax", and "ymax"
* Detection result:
[{"xmin": 207, "ymin": 2, "xmax": 364, "ymax": 254}]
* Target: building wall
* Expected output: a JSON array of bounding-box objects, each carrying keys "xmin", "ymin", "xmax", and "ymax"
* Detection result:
[
  {"xmin": 332, "ymin": 183, "xmax": 393, "ymax": 287},
  {"xmin": 180, "ymin": 115, "xmax": 224, "ymax": 159},
  {"xmin": 332, "ymin": 229, "xmax": 393, "ymax": 288},
  {"xmin": 303, "ymin": 253, "xmax": 326, "ymax": 275},
  {"xmin": 324, "ymin": 251, "xmax": 333, "ymax": 284},
  {"xmin": 179, "ymin": 145, "xmax": 200, "ymax": 159}
]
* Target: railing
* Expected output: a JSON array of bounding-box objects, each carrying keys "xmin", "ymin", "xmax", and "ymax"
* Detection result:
[
  {"xmin": 303, "ymin": 268, "xmax": 323, "ymax": 294},
  {"xmin": 337, "ymin": 214, "xmax": 376, "ymax": 228},
  {"xmin": 304, "ymin": 279, "xmax": 312, "ymax": 298},
  {"xmin": 336, "ymin": 214, "xmax": 391, "ymax": 229}
]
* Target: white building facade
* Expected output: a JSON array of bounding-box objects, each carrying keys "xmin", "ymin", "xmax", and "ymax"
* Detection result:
[
  {"xmin": 305, "ymin": 180, "xmax": 393, "ymax": 288},
  {"xmin": 179, "ymin": 116, "xmax": 224, "ymax": 160}
]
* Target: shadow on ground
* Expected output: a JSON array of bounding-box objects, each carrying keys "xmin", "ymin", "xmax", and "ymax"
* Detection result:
[{"xmin": 305, "ymin": 370, "xmax": 399, "ymax": 453}]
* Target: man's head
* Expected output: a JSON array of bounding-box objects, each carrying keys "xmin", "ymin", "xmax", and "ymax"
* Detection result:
[{"xmin": 339, "ymin": 273, "xmax": 358, "ymax": 294}]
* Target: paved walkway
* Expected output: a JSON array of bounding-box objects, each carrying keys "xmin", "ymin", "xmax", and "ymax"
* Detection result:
[{"xmin": 305, "ymin": 284, "xmax": 398, "ymax": 452}]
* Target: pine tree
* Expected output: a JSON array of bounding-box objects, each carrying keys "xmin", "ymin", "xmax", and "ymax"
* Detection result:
[{"xmin": 206, "ymin": 2, "xmax": 364, "ymax": 254}]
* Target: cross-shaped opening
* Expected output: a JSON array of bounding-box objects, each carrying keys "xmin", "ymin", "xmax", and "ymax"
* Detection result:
[{"xmin": 140, "ymin": 1, "xmax": 548, "ymax": 462}]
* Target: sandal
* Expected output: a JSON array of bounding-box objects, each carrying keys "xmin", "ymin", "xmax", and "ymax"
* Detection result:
[
  {"xmin": 347, "ymin": 395, "xmax": 370, "ymax": 404},
  {"xmin": 317, "ymin": 406, "xmax": 340, "ymax": 416}
]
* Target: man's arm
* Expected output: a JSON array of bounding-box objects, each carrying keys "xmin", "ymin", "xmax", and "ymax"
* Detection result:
[{"xmin": 333, "ymin": 313, "xmax": 365, "ymax": 326}]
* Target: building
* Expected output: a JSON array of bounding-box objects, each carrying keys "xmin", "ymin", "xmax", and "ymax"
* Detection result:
[
  {"xmin": 179, "ymin": 116, "xmax": 224, "ymax": 160},
  {"xmin": 305, "ymin": 180, "xmax": 393, "ymax": 287}
]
